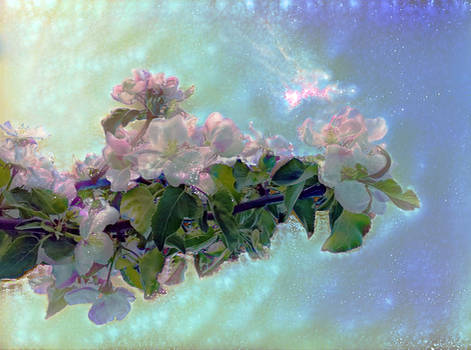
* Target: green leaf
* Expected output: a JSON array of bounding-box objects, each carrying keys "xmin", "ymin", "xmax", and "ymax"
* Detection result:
[
  {"xmin": 46, "ymin": 286, "xmax": 71, "ymax": 319},
  {"xmin": 42, "ymin": 237, "xmax": 75, "ymax": 261},
  {"xmin": 166, "ymin": 232, "xmax": 186, "ymax": 253},
  {"xmin": 293, "ymin": 198, "xmax": 316, "ymax": 239},
  {"xmin": 31, "ymin": 188, "xmax": 68, "ymax": 215},
  {"xmin": 121, "ymin": 265, "xmax": 143, "ymax": 290},
  {"xmin": 0, "ymin": 230, "xmax": 12, "ymax": 259},
  {"xmin": 256, "ymin": 209, "xmax": 276, "ymax": 245},
  {"xmin": 271, "ymin": 158, "xmax": 318, "ymax": 186},
  {"xmin": 194, "ymin": 243, "xmax": 231, "ymax": 278},
  {"xmin": 369, "ymin": 179, "xmax": 420, "ymax": 211},
  {"xmin": 258, "ymin": 153, "xmax": 276, "ymax": 172},
  {"xmin": 120, "ymin": 186, "xmax": 156, "ymax": 234},
  {"xmin": 151, "ymin": 186, "xmax": 201, "ymax": 250},
  {"xmin": 0, "ymin": 235, "xmax": 40, "ymax": 279},
  {"xmin": 232, "ymin": 160, "xmax": 267, "ymax": 190},
  {"xmin": 139, "ymin": 247, "xmax": 165, "ymax": 298},
  {"xmin": 183, "ymin": 228, "xmax": 218, "ymax": 253},
  {"xmin": 209, "ymin": 190, "xmax": 241, "ymax": 251},
  {"xmin": 321, "ymin": 210, "xmax": 371, "ymax": 253},
  {"xmin": 236, "ymin": 208, "xmax": 262, "ymax": 230},
  {"xmin": 0, "ymin": 159, "xmax": 11, "ymax": 188},
  {"xmin": 15, "ymin": 221, "xmax": 43, "ymax": 231},
  {"xmin": 160, "ymin": 255, "xmax": 187, "ymax": 285},
  {"xmin": 3, "ymin": 189, "xmax": 49, "ymax": 219},
  {"xmin": 198, "ymin": 210, "xmax": 209, "ymax": 232},
  {"xmin": 283, "ymin": 180, "xmax": 305, "ymax": 218},
  {"xmin": 209, "ymin": 164, "xmax": 241, "ymax": 202},
  {"xmin": 329, "ymin": 200, "xmax": 344, "ymax": 230},
  {"xmin": 101, "ymin": 108, "xmax": 146, "ymax": 135}
]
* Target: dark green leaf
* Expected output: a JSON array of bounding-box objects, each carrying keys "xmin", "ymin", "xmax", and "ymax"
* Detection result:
[
  {"xmin": 166, "ymin": 232, "xmax": 186, "ymax": 253},
  {"xmin": 43, "ymin": 237, "xmax": 75, "ymax": 261},
  {"xmin": 293, "ymin": 198, "xmax": 316, "ymax": 239},
  {"xmin": 321, "ymin": 210, "xmax": 371, "ymax": 253},
  {"xmin": 198, "ymin": 210, "xmax": 209, "ymax": 232},
  {"xmin": 0, "ymin": 235, "xmax": 40, "ymax": 279},
  {"xmin": 209, "ymin": 190, "xmax": 241, "ymax": 251},
  {"xmin": 257, "ymin": 209, "xmax": 276, "ymax": 245},
  {"xmin": 283, "ymin": 180, "xmax": 305, "ymax": 218},
  {"xmin": 271, "ymin": 158, "xmax": 318, "ymax": 186},
  {"xmin": 120, "ymin": 186, "xmax": 156, "ymax": 234},
  {"xmin": 139, "ymin": 247, "xmax": 165, "ymax": 298},
  {"xmin": 151, "ymin": 186, "xmax": 201, "ymax": 250}
]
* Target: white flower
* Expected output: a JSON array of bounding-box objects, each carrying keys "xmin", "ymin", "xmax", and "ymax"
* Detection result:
[
  {"xmin": 74, "ymin": 232, "xmax": 114, "ymax": 275},
  {"xmin": 319, "ymin": 143, "xmax": 390, "ymax": 213},
  {"xmin": 136, "ymin": 114, "xmax": 207, "ymax": 186},
  {"xmin": 65, "ymin": 286, "xmax": 135, "ymax": 325}
]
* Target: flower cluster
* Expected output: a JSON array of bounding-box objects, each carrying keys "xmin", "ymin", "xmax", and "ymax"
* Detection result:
[{"xmin": 0, "ymin": 69, "xmax": 419, "ymax": 326}]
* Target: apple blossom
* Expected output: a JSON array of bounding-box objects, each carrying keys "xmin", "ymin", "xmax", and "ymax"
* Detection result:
[{"xmin": 64, "ymin": 285, "xmax": 135, "ymax": 325}]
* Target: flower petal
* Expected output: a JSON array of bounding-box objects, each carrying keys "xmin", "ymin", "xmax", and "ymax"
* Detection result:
[{"xmin": 64, "ymin": 287, "xmax": 100, "ymax": 305}]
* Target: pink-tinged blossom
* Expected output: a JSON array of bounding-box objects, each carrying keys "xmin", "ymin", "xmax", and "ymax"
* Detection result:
[
  {"xmin": 27, "ymin": 264, "xmax": 54, "ymax": 294},
  {"xmin": 103, "ymin": 127, "xmax": 140, "ymax": 192},
  {"xmin": 64, "ymin": 286, "xmax": 135, "ymax": 325},
  {"xmin": 200, "ymin": 112, "xmax": 245, "ymax": 158},
  {"xmin": 298, "ymin": 107, "xmax": 387, "ymax": 149},
  {"xmin": 70, "ymin": 153, "xmax": 106, "ymax": 181},
  {"xmin": 111, "ymin": 69, "xmax": 193, "ymax": 107},
  {"xmin": 136, "ymin": 114, "xmax": 208, "ymax": 186},
  {"xmin": 240, "ymin": 122, "xmax": 294, "ymax": 165}
]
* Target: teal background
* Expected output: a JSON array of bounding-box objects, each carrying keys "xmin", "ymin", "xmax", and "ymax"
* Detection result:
[{"xmin": 0, "ymin": 1, "xmax": 470, "ymax": 349}]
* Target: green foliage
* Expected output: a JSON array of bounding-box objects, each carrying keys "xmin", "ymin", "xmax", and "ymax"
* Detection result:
[
  {"xmin": 258, "ymin": 153, "xmax": 276, "ymax": 172},
  {"xmin": 151, "ymin": 186, "xmax": 201, "ymax": 250},
  {"xmin": 0, "ymin": 230, "xmax": 12, "ymax": 259},
  {"xmin": 0, "ymin": 235, "xmax": 40, "ymax": 279},
  {"xmin": 3, "ymin": 188, "xmax": 49, "ymax": 219},
  {"xmin": 183, "ymin": 227, "xmax": 218, "ymax": 253},
  {"xmin": 271, "ymin": 158, "xmax": 318, "ymax": 186},
  {"xmin": 31, "ymin": 188, "xmax": 68, "ymax": 215},
  {"xmin": 209, "ymin": 164, "xmax": 240, "ymax": 202},
  {"xmin": 166, "ymin": 231, "xmax": 186, "ymax": 253},
  {"xmin": 232, "ymin": 160, "xmax": 268, "ymax": 190},
  {"xmin": 283, "ymin": 181, "xmax": 306, "ymax": 218},
  {"xmin": 194, "ymin": 242, "xmax": 231, "ymax": 278},
  {"xmin": 101, "ymin": 108, "xmax": 146, "ymax": 135},
  {"xmin": 293, "ymin": 198, "xmax": 316, "ymax": 239},
  {"xmin": 321, "ymin": 210, "xmax": 371, "ymax": 253},
  {"xmin": 0, "ymin": 159, "xmax": 11, "ymax": 188},
  {"xmin": 160, "ymin": 255, "xmax": 187, "ymax": 285},
  {"xmin": 120, "ymin": 186, "xmax": 156, "ymax": 234},
  {"xmin": 209, "ymin": 190, "xmax": 241, "ymax": 251},
  {"xmin": 139, "ymin": 247, "xmax": 165, "ymax": 298},
  {"xmin": 46, "ymin": 286, "xmax": 72, "ymax": 319},
  {"xmin": 370, "ymin": 179, "xmax": 420, "ymax": 210},
  {"xmin": 42, "ymin": 237, "xmax": 75, "ymax": 261}
]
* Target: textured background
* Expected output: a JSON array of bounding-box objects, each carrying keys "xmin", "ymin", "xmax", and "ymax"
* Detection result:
[{"xmin": 0, "ymin": 1, "xmax": 470, "ymax": 349}]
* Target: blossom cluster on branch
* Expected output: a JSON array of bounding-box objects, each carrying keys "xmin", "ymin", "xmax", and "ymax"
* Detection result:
[{"xmin": 0, "ymin": 69, "xmax": 419, "ymax": 325}]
